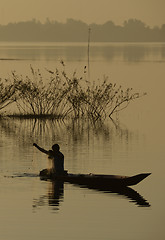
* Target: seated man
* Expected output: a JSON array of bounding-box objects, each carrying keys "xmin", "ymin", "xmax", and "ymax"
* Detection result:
[{"xmin": 33, "ymin": 143, "xmax": 64, "ymax": 174}]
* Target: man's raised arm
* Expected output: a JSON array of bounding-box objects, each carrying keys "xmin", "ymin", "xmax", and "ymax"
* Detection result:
[{"xmin": 33, "ymin": 143, "xmax": 49, "ymax": 154}]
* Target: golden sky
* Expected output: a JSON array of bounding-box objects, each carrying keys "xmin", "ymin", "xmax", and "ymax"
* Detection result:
[{"xmin": 0, "ymin": 0, "xmax": 165, "ymax": 26}]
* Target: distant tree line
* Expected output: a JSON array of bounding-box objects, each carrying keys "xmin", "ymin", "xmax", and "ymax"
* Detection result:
[{"xmin": 0, "ymin": 18, "xmax": 165, "ymax": 42}]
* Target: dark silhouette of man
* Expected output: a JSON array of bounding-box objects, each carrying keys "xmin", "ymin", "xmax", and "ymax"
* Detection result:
[{"xmin": 33, "ymin": 143, "xmax": 64, "ymax": 174}]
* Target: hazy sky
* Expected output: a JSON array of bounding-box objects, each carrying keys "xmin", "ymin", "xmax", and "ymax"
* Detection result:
[{"xmin": 0, "ymin": 0, "xmax": 165, "ymax": 26}]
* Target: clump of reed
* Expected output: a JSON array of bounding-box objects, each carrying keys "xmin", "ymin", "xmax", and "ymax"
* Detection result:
[
  {"xmin": 11, "ymin": 66, "xmax": 69, "ymax": 118},
  {"xmin": 0, "ymin": 65, "xmax": 145, "ymax": 120},
  {"xmin": 61, "ymin": 72, "xmax": 145, "ymax": 120},
  {"xmin": 0, "ymin": 77, "xmax": 16, "ymax": 114}
]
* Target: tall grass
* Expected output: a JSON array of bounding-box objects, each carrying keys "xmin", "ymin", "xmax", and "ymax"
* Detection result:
[
  {"xmin": 0, "ymin": 65, "xmax": 145, "ymax": 120},
  {"xmin": 11, "ymin": 66, "xmax": 70, "ymax": 118},
  {"xmin": 0, "ymin": 77, "xmax": 16, "ymax": 113}
]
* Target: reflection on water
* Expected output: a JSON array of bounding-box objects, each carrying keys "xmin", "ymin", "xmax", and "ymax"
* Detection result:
[
  {"xmin": 32, "ymin": 179, "xmax": 150, "ymax": 212},
  {"xmin": 91, "ymin": 43, "xmax": 165, "ymax": 62},
  {"xmin": 0, "ymin": 42, "xmax": 163, "ymax": 240},
  {"xmin": 0, "ymin": 43, "xmax": 165, "ymax": 63},
  {"xmin": 81, "ymin": 183, "xmax": 150, "ymax": 207},
  {"xmin": 33, "ymin": 180, "xmax": 64, "ymax": 212},
  {"xmin": 0, "ymin": 116, "xmax": 141, "ymax": 177},
  {"xmin": 0, "ymin": 117, "xmax": 135, "ymax": 147},
  {"xmin": 1, "ymin": 117, "xmax": 151, "ymax": 212}
]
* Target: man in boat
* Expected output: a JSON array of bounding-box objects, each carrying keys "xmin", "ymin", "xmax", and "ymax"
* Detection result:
[{"xmin": 33, "ymin": 143, "xmax": 64, "ymax": 175}]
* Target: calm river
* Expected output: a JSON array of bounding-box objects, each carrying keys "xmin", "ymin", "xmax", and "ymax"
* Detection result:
[{"xmin": 0, "ymin": 42, "xmax": 165, "ymax": 240}]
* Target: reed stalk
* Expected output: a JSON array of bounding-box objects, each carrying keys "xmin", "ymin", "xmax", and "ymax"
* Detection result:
[{"xmin": 0, "ymin": 65, "xmax": 145, "ymax": 120}]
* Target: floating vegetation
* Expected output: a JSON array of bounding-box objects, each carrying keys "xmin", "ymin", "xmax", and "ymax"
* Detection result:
[{"xmin": 0, "ymin": 64, "xmax": 146, "ymax": 120}]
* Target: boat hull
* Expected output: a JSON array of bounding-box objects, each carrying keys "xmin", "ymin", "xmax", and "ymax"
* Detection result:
[{"xmin": 40, "ymin": 169, "xmax": 151, "ymax": 187}]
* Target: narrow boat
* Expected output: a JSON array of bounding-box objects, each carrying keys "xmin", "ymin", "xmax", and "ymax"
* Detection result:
[{"xmin": 40, "ymin": 169, "xmax": 151, "ymax": 187}]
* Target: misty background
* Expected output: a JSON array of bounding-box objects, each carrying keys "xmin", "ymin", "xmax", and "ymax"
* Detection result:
[{"xmin": 0, "ymin": 18, "xmax": 165, "ymax": 42}]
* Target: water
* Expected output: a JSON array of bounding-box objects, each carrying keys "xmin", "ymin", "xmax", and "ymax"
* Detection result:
[{"xmin": 0, "ymin": 42, "xmax": 165, "ymax": 240}]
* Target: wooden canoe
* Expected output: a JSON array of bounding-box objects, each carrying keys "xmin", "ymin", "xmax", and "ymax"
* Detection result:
[{"xmin": 40, "ymin": 169, "xmax": 151, "ymax": 187}]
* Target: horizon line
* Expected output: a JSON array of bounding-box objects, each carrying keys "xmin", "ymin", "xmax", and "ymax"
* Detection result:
[{"xmin": 0, "ymin": 18, "xmax": 164, "ymax": 28}]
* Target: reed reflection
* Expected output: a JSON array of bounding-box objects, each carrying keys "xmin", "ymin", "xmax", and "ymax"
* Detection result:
[
  {"xmin": 0, "ymin": 118, "xmax": 151, "ymax": 210},
  {"xmin": 0, "ymin": 117, "xmax": 139, "ymax": 175},
  {"xmin": 0, "ymin": 117, "xmax": 135, "ymax": 147}
]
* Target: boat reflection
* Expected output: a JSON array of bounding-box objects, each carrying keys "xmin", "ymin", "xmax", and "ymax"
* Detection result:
[
  {"xmin": 78, "ymin": 182, "xmax": 151, "ymax": 207},
  {"xmin": 33, "ymin": 179, "xmax": 150, "ymax": 212}
]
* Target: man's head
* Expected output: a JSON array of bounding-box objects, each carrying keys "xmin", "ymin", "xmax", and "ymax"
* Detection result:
[{"xmin": 52, "ymin": 144, "xmax": 60, "ymax": 152}]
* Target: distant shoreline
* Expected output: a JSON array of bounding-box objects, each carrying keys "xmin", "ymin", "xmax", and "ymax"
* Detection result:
[
  {"xmin": 0, "ymin": 19, "xmax": 164, "ymax": 42},
  {"xmin": 0, "ymin": 41, "xmax": 164, "ymax": 44}
]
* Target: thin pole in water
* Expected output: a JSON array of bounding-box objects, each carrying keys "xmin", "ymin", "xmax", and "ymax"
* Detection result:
[
  {"xmin": 87, "ymin": 27, "xmax": 91, "ymax": 144},
  {"xmin": 87, "ymin": 27, "xmax": 91, "ymax": 81}
]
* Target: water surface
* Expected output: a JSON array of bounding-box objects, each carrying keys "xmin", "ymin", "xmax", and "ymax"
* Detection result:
[{"xmin": 0, "ymin": 42, "xmax": 165, "ymax": 240}]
